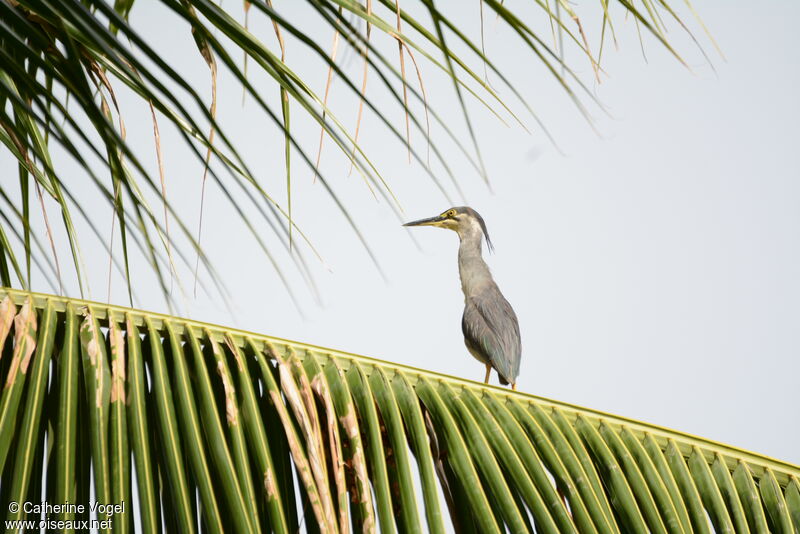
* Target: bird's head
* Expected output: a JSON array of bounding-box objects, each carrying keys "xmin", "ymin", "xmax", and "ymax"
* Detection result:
[{"xmin": 403, "ymin": 206, "xmax": 494, "ymax": 251}]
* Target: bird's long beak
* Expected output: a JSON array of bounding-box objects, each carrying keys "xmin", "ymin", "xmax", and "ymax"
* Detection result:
[{"xmin": 403, "ymin": 215, "xmax": 443, "ymax": 227}]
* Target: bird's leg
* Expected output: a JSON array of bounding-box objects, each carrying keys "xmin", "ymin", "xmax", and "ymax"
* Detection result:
[
  {"xmin": 483, "ymin": 364, "xmax": 491, "ymax": 384},
  {"xmin": 511, "ymin": 383, "xmax": 517, "ymax": 391}
]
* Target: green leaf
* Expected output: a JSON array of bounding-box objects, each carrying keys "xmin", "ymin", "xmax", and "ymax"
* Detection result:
[
  {"xmin": 688, "ymin": 447, "xmax": 735, "ymax": 533},
  {"xmin": 1, "ymin": 288, "xmax": 798, "ymax": 532},
  {"xmin": 732, "ymin": 461, "xmax": 770, "ymax": 534},
  {"xmin": 759, "ymin": 468, "xmax": 793, "ymax": 534},
  {"xmin": 145, "ymin": 318, "xmax": 197, "ymax": 533},
  {"xmin": 5, "ymin": 300, "xmax": 55, "ymax": 520},
  {"xmin": 125, "ymin": 314, "xmax": 160, "ymax": 533},
  {"xmin": 79, "ymin": 307, "xmax": 113, "ymax": 534},
  {"xmin": 711, "ymin": 454, "xmax": 750, "ymax": 534},
  {"xmin": 228, "ymin": 336, "xmax": 289, "ymax": 534},
  {"xmin": 0, "ymin": 0, "xmax": 712, "ymax": 299},
  {"xmin": 108, "ymin": 318, "xmax": 131, "ymax": 532},
  {"xmin": 54, "ymin": 306, "xmax": 80, "ymax": 522},
  {"xmin": 576, "ymin": 415, "xmax": 649, "ymax": 533}
]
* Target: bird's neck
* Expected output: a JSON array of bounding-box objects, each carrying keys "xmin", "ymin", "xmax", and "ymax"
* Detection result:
[{"xmin": 457, "ymin": 230, "xmax": 492, "ymax": 297}]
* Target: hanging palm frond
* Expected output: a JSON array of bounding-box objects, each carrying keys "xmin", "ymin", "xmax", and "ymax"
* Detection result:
[
  {"xmin": 0, "ymin": 0, "xmax": 716, "ymax": 306},
  {"xmin": 0, "ymin": 288, "xmax": 797, "ymax": 533}
]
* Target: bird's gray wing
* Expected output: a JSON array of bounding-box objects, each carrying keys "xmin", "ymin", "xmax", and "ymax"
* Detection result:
[{"xmin": 461, "ymin": 285, "xmax": 521, "ymax": 385}]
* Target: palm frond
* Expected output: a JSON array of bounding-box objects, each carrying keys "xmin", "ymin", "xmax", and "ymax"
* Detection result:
[
  {"xmin": 0, "ymin": 0, "xmax": 716, "ymax": 305},
  {"xmin": 1, "ymin": 288, "xmax": 797, "ymax": 532}
]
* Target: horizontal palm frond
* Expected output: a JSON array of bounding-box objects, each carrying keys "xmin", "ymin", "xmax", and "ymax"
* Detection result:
[
  {"xmin": 0, "ymin": 288, "xmax": 797, "ymax": 533},
  {"xmin": 0, "ymin": 0, "xmax": 715, "ymax": 305}
]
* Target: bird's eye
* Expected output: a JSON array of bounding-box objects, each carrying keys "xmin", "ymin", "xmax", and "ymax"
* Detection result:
[{"xmin": 446, "ymin": 209, "xmax": 456, "ymax": 218}]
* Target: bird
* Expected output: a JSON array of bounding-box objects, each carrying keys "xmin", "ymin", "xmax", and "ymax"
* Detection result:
[{"xmin": 404, "ymin": 207, "xmax": 521, "ymax": 389}]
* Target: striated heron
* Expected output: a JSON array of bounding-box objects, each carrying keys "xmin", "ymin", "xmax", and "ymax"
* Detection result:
[{"xmin": 404, "ymin": 207, "xmax": 521, "ymax": 389}]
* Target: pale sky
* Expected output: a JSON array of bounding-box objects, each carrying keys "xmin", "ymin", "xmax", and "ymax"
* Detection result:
[{"xmin": 6, "ymin": 1, "xmax": 799, "ymax": 466}]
